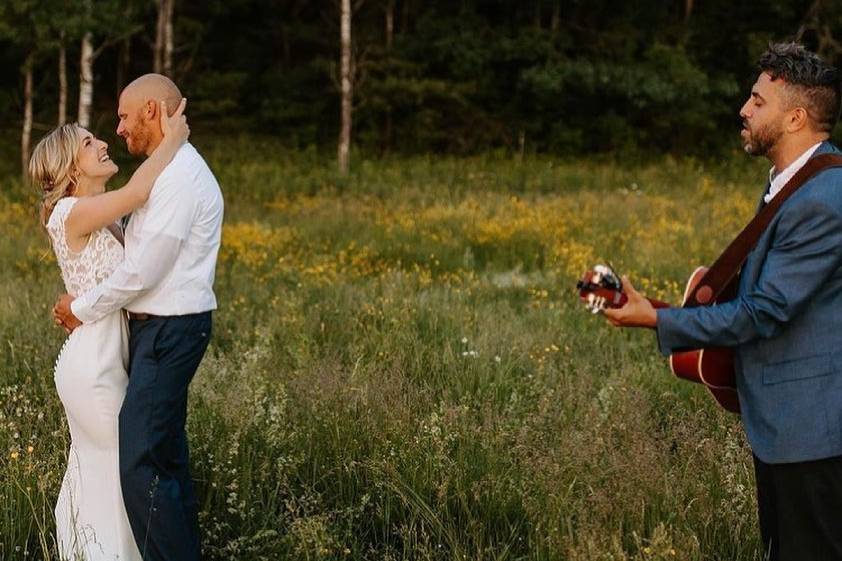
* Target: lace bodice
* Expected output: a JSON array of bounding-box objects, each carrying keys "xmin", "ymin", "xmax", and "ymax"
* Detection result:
[{"xmin": 47, "ymin": 197, "xmax": 124, "ymax": 297}]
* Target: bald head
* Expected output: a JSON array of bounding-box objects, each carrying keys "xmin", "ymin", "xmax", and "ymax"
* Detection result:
[
  {"xmin": 117, "ymin": 74, "xmax": 184, "ymax": 156},
  {"xmin": 122, "ymin": 74, "xmax": 182, "ymax": 114}
]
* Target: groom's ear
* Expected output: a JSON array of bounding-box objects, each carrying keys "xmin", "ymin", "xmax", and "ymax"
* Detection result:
[{"xmin": 144, "ymin": 99, "xmax": 159, "ymax": 122}]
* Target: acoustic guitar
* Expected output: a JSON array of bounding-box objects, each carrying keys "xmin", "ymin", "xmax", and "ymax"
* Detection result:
[{"xmin": 576, "ymin": 264, "xmax": 739, "ymax": 413}]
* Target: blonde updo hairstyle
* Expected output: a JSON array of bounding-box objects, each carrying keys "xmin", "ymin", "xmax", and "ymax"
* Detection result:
[{"xmin": 29, "ymin": 123, "xmax": 83, "ymax": 228}]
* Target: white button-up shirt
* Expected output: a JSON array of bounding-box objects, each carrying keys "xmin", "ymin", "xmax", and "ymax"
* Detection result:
[
  {"xmin": 72, "ymin": 143, "xmax": 224, "ymax": 322},
  {"xmin": 764, "ymin": 141, "xmax": 823, "ymax": 203}
]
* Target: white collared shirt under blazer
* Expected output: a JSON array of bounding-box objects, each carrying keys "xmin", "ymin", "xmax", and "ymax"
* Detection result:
[
  {"xmin": 72, "ymin": 142, "xmax": 224, "ymax": 322},
  {"xmin": 764, "ymin": 141, "xmax": 822, "ymax": 203}
]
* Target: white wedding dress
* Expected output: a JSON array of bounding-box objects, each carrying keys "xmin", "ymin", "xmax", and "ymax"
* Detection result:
[{"xmin": 47, "ymin": 197, "xmax": 141, "ymax": 561}]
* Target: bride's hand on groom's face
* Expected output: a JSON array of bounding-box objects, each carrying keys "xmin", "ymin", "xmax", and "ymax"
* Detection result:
[
  {"xmin": 160, "ymin": 98, "xmax": 189, "ymax": 144},
  {"xmin": 53, "ymin": 294, "xmax": 81, "ymax": 335}
]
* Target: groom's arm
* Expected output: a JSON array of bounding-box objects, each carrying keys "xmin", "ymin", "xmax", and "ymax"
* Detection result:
[
  {"xmin": 69, "ymin": 234, "xmax": 183, "ymax": 323},
  {"xmin": 69, "ymin": 174, "xmax": 196, "ymax": 324}
]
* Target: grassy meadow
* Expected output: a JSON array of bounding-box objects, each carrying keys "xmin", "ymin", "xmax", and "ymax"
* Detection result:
[{"xmin": 1, "ymin": 137, "xmax": 770, "ymax": 560}]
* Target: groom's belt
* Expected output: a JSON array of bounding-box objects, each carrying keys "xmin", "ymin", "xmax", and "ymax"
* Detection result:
[
  {"xmin": 127, "ymin": 312, "xmax": 164, "ymax": 321},
  {"xmin": 127, "ymin": 311, "xmax": 211, "ymax": 321}
]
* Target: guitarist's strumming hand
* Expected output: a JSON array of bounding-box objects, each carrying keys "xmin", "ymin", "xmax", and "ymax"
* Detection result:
[{"xmin": 603, "ymin": 276, "xmax": 657, "ymax": 328}]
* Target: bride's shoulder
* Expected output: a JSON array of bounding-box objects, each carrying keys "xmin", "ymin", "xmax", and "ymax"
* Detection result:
[{"xmin": 47, "ymin": 196, "xmax": 79, "ymax": 231}]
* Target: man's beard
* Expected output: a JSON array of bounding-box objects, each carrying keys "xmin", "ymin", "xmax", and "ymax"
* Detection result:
[
  {"xmin": 742, "ymin": 119, "xmax": 784, "ymax": 157},
  {"xmin": 126, "ymin": 126, "xmax": 152, "ymax": 156}
]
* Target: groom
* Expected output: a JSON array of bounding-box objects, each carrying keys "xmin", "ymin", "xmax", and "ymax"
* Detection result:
[{"xmin": 53, "ymin": 74, "xmax": 223, "ymax": 561}]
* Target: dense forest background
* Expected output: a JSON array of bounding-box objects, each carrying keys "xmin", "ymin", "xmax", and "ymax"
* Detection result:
[{"xmin": 2, "ymin": 0, "xmax": 842, "ymax": 168}]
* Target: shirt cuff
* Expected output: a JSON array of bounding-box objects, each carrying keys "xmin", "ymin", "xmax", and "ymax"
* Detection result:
[{"xmin": 70, "ymin": 291, "xmax": 99, "ymax": 324}]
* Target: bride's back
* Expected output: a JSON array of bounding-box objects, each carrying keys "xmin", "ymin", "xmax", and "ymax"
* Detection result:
[{"xmin": 47, "ymin": 197, "xmax": 124, "ymax": 298}]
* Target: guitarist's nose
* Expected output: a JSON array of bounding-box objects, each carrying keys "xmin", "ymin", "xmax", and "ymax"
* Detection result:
[{"xmin": 739, "ymin": 101, "xmax": 752, "ymax": 121}]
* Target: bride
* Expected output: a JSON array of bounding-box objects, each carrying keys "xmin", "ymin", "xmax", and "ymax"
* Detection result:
[{"xmin": 28, "ymin": 100, "xmax": 188, "ymax": 560}]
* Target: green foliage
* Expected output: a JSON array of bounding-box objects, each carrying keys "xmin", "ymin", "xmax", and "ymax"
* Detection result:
[
  {"xmin": 2, "ymin": 1, "xmax": 842, "ymax": 156},
  {"xmin": 520, "ymin": 44, "xmax": 740, "ymax": 153}
]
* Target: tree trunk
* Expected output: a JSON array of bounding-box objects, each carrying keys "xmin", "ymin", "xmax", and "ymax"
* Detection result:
[
  {"xmin": 385, "ymin": 0, "xmax": 394, "ymax": 49},
  {"xmin": 164, "ymin": 0, "xmax": 174, "ymax": 76},
  {"xmin": 78, "ymin": 32, "xmax": 94, "ymax": 128},
  {"xmin": 58, "ymin": 38, "xmax": 67, "ymax": 125},
  {"xmin": 21, "ymin": 54, "xmax": 34, "ymax": 177},
  {"xmin": 382, "ymin": 0, "xmax": 395, "ymax": 153},
  {"xmin": 338, "ymin": 0, "xmax": 352, "ymax": 175},
  {"xmin": 155, "ymin": 0, "xmax": 175, "ymax": 76},
  {"xmin": 154, "ymin": 0, "xmax": 163, "ymax": 73},
  {"xmin": 684, "ymin": 0, "xmax": 694, "ymax": 24},
  {"xmin": 551, "ymin": 3, "xmax": 560, "ymax": 32}
]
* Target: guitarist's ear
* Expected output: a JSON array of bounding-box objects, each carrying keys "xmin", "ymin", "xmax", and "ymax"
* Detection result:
[{"xmin": 785, "ymin": 106, "xmax": 809, "ymax": 134}]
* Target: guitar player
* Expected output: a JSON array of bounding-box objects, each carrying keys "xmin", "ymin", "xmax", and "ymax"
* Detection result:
[{"xmin": 605, "ymin": 43, "xmax": 842, "ymax": 561}]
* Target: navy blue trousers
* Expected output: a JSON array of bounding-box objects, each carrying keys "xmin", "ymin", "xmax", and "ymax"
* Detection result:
[{"xmin": 120, "ymin": 312, "xmax": 211, "ymax": 561}]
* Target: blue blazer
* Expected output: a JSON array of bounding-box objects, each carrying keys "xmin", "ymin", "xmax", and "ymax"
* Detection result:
[{"xmin": 657, "ymin": 141, "xmax": 842, "ymax": 464}]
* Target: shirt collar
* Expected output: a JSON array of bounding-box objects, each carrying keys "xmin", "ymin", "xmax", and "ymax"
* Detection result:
[{"xmin": 765, "ymin": 141, "xmax": 823, "ymax": 203}]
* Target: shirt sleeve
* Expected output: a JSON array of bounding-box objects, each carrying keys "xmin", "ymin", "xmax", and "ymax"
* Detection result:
[{"xmin": 70, "ymin": 173, "xmax": 196, "ymax": 323}]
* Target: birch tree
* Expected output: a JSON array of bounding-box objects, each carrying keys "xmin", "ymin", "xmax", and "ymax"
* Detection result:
[
  {"xmin": 383, "ymin": 0, "xmax": 395, "ymax": 152},
  {"xmin": 53, "ymin": 2, "xmax": 86, "ymax": 127},
  {"xmin": 77, "ymin": 31, "xmax": 94, "ymax": 127},
  {"xmin": 76, "ymin": 0, "xmax": 142, "ymax": 128},
  {"xmin": 338, "ymin": 0, "xmax": 353, "ymax": 174},
  {"xmin": 58, "ymin": 32, "xmax": 67, "ymax": 125},
  {"xmin": 154, "ymin": 0, "xmax": 175, "ymax": 76},
  {"xmin": 21, "ymin": 53, "xmax": 35, "ymax": 175},
  {"xmin": 384, "ymin": 0, "xmax": 394, "ymax": 50}
]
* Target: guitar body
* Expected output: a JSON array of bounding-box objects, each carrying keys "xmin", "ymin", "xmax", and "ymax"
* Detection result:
[{"xmin": 668, "ymin": 267, "xmax": 740, "ymax": 413}]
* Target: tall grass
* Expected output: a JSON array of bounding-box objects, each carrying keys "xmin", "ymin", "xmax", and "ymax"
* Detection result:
[{"xmin": 1, "ymin": 137, "xmax": 768, "ymax": 560}]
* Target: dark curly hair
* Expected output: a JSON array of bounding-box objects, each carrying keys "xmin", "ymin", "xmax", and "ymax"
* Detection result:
[{"xmin": 758, "ymin": 42, "xmax": 841, "ymax": 132}]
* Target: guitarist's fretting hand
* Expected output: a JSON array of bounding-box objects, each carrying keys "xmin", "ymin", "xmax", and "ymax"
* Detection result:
[{"xmin": 603, "ymin": 276, "xmax": 658, "ymax": 329}]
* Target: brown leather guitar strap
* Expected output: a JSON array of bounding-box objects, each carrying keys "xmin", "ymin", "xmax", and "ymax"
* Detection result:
[{"xmin": 684, "ymin": 153, "xmax": 842, "ymax": 308}]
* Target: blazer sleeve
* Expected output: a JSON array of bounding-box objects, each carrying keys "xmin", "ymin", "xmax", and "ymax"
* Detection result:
[{"xmin": 656, "ymin": 195, "xmax": 842, "ymax": 356}]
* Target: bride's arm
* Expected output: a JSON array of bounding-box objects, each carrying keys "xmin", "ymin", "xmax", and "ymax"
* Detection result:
[{"xmin": 65, "ymin": 98, "xmax": 189, "ymax": 239}]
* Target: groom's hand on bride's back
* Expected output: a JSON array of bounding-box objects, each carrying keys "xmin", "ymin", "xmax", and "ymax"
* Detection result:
[{"xmin": 53, "ymin": 294, "xmax": 81, "ymax": 334}]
